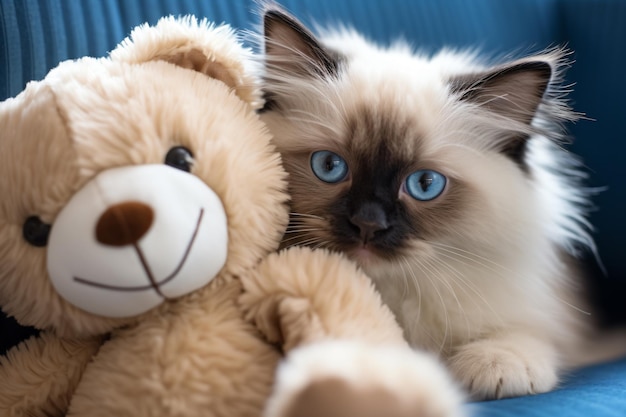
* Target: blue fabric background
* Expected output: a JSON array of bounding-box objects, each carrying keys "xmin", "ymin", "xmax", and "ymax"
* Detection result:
[{"xmin": 1, "ymin": 1, "xmax": 625, "ymax": 416}]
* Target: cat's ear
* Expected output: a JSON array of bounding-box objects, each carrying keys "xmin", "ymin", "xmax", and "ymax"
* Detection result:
[
  {"xmin": 263, "ymin": 7, "xmax": 340, "ymax": 79},
  {"xmin": 450, "ymin": 56, "xmax": 557, "ymax": 166},
  {"xmin": 451, "ymin": 58, "xmax": 553, "ymax": 125}
]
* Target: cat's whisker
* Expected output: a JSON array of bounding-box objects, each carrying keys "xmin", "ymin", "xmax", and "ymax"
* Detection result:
[
  {"xmin": 429, "ymin": 241, "xmax": 508, "ymax": 267},
  {"xmin": 283, "ymin": 216, "xmax": 330, "ymax": 247},
  {"xmin": 420, "ymin": 255, "xmax": 469, "ymax": 355},
  {"xmin": 281, "ymin": 236, "xmax": 326, "ymax": 249},
  {"xmin": 281, "ymin": 234, "xmax": 311, "ymax": 244},
  {"xmin": 410, "ymin": 256, "xmax": 451, "ymax": 356},
  {"xmin": 418, "ymin": 256, "xmax": 464, "ymax": 315},
  {"xmin": 280, "ymin": 236, "xmax": 306, "ymax": 245},
  {"xmin": 401, "ymin": 257, "xmax": 450, "ymax": 350},
  {"xmin": 286, "ymin": 218, "xmax": 322, "ymax": 224},
  {"xmin": 428, "ymin": 254, "xmax": 487, "ymax": 306},
  {"xmin": 403, "ymin": 258, "xmax": 424, "ymax": 326},
  {"xmin": 554, "ymin": 296, "xmax": 592, "ymax": 315},
  {"xmin": 284, "ymin": 224, "xmax": 316, "ymax": 230},
  {"xmin": 430, "ymin": 246, "xmax": 508, "ymax": 282},
  {"xmin": 284, "ymin": 226, "xmax": 323, "ymax": 233},
  {"xmin": 430, "ymin": 251, "xmax": 506, "ymax": 327},
  {"xmin": 285, "ymin": 225, "xmax": 321, "ymax": 231},
  {"xmin": 311, "ymin": 240, "xmax": 334, "ymax": 251},
  {"xmin": 397, "ymin": 257, "xmax": 410, "ymax": 299},
  {"xmin": 422, "ymin": 256, "xmax": 470, "ymax": 332},
  {"xmin": 429, "ymin": 241, "xmax": 518, "ymax": 277},
  {"xmin": 284, "ymin": 223, "xmax": 315, "ymax": 229},
  {"xmin": 283, "ymin": 227, "xmax": 320, "ymax": 238},
  {"xmin": 287, "ymin": 223, "xmax": 323, "ymax": 231},
  {"xmin": 427, "ymin": 255, "xmax": 504, "ymax": 334},
  {"xmin": 400, "ymin": 257, "xmax": 446, "ymax": 351},
  {"xmin": 289, "ymin": 212, "xmax": 325, "ymax": 220}
]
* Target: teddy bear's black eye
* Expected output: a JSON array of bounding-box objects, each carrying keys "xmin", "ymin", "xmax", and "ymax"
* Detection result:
[
  {"xmin": 165, "ymin": 146, "xmax": 193, "ymax": 172},
  {"xmin": 23, "ymin": 216, "xmax": 51, "ymax": 247}
]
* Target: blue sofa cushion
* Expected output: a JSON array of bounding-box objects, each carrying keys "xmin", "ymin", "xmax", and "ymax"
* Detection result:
[{"xmin": 470, "ymin": 357, "xmax": 626, "ymax": 417}]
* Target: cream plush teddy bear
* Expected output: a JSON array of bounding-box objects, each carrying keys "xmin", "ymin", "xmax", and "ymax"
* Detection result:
[{"xmin": 0, "ymin": 17, "xmax": 461, "ymax": 417}]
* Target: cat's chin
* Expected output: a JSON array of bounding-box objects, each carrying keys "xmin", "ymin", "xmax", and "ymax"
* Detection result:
[{"xmin": 348, "ymin": 246, "xmax": 381, "ymax": 268}]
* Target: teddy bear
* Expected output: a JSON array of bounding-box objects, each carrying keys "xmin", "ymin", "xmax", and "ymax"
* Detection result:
[{"xmin": 0, "ymin": 16, "xmax": 462, "ymax": 417}]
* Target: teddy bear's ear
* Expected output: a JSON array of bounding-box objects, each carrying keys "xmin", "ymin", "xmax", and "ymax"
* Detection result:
[{"xmin": 110, "ymin": 16, "xmax": 263, "ymax": 109}]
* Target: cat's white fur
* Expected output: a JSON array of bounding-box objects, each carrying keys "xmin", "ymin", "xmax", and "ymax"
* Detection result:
[
  {"xmin": 259, "ymin": 13, "xmax": 625, "ymax": 405},
  {"xmin": 347, "ymin": 45, "xmax": 567, "ymax": 396}
]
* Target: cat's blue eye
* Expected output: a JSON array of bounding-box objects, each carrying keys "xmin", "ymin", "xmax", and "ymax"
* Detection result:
[
  {"xmin": 310, "ymin": 151, "xmax": 349, "ymax": 183},
  {"xmin": 404, "ymin": 170, "xmax": 447, "ymax": 201}
]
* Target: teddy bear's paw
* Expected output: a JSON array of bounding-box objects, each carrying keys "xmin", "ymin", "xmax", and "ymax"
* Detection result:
[
  {"xmin": 241, "ymin": 292, "xmax": 327, "ymax": 351},
  {"xmin": 449, "ymin": 335, "xmax": 558, "ymax": 400},
  {"xmin": 264, "ymin": 341, "xmax": 464, "ymax": 417}
]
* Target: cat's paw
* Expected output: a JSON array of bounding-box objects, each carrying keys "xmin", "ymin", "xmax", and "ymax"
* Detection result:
[
  {"xmin": 449, "ymin": 335, "xmax": 558, "ymax": 400},
  {"xmin": 265, "ymin": 341, "xmax": 464, "ymax": 417}
]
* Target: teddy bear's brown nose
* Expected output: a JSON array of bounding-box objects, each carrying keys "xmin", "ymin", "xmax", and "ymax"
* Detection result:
[{"xmin": 96, "ymin": 202, "xmax": 154, "ymax": 246}]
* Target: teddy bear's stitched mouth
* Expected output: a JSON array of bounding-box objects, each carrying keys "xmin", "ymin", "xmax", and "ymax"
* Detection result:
[{"xmin": 73, "ymin": 208, "xmax": 205, "ymax": 298}]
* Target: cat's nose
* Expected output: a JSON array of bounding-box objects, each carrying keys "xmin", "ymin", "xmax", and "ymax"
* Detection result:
[
  {"xmin": 350, "ymin": 202, "xmax": 389, "ymax": 243},
  {"xmin": 96, "ymin": 202, "xmax": 154, "ymax": 246}
]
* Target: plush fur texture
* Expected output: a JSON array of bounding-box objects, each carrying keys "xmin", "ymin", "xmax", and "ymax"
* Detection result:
[
  {"xmin": 0, "ymin": 333, "xmax": 104, "ymax": 415},
  {"xmin": 0, "ymin": 16, "xmax": 463, "ymax": 417},
  {"xmin": 258, "ymin": 5, "xmax": 625, "ymax": 401},
  {"xmin": 0, "ymin": 16, "xmax": 285, "ymax": 416}
]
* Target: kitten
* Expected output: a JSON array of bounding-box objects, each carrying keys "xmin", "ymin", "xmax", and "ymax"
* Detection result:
[{"xmin": 257, "ymin": 6, "xmax": 625, "ymax": 401}]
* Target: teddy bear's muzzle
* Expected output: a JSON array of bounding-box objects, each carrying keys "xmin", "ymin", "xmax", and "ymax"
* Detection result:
[{"xmin": 46, "ymin": 164, "xmax": 228, "ymax": 319}]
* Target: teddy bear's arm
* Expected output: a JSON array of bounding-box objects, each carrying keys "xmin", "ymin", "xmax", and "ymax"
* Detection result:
[
  {"xmin": 0, "ymin": 332, "xmax": 104, "ymax": 417},
  {"xmin": 239, "ymin": 246, "xmax": 407, "ymax": 352},
  {"xmin": 240, "ymin": 247, "xmax": 464, "ymax": 417}
]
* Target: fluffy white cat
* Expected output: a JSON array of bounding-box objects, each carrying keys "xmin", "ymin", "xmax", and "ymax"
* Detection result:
[{"xmin": 256, "ymin": 3, "xmax": 625, "ymax": 407}]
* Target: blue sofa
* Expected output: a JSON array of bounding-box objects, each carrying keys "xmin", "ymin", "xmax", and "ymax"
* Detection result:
[{"xmin": 1, "ymin": 1, "xmax": 625, "ymax": 416}]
